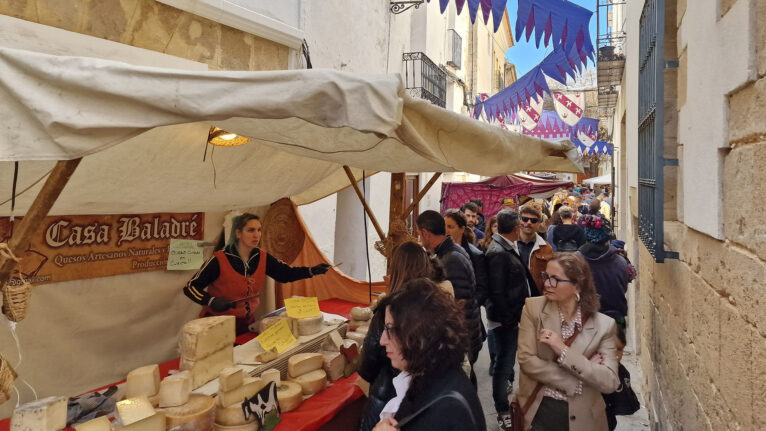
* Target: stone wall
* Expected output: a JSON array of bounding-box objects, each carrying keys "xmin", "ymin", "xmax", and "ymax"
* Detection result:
[
  {"xmin": 0, "ymin": 0, "xmax": 289, "ymax": 70},
  {"xmin": 634, "ymin": 1, "xmax": 766, "ymax": 429}
]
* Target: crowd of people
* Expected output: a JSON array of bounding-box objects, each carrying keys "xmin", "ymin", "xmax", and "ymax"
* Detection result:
[{"xmin": 356, "ymin": 186, "xmax": 638, "ymax": 431}]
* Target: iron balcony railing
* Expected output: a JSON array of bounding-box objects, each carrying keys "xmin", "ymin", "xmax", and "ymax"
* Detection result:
[
  {"xmin": 403, "ymin": 52, "xmax": 447, "ymax": 108},
  {"xmin": 447, "ymin": 29, "xmax": 462, "ymax": 69}
]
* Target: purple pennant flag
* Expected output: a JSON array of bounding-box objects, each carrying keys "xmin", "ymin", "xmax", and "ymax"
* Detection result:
[
  {"xmin": 455, "ymin": 0, "xmax": 466, "ymax": 14},
  {"xmin": 491, "ymin": 0, "xmax": 506, "ymax": 32},
  {"xmin": 480, "ymin": 0, "xmax": 492, "ymax": 25},
  {"xmin": 515, "ymin": 0, "xmax": 594, "ymax": 61}
]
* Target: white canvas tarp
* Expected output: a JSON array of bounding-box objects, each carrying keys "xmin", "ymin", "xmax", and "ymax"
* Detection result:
[{"xmin": 0, "ymin": 46, "xmax": 580, "ymax": 215}]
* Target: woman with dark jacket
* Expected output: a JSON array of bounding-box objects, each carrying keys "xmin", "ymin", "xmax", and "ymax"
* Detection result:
[
  {"xmin": 372, "ymin": 279, "xmax": 485, "ymax": 431},
  {"xmin": 183, "ymin": 213, "xmax": 330, "ymax": 334},
  {"xmin": 358, "ymin": 242, "xmax": 447, "ymax": 431}
]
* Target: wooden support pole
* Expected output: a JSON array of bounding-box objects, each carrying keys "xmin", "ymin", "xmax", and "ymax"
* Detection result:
[
  {"xmin": 400, "ymin": 172, "xmax": 441, "ymax": 220},
  {"xmin": 389, "ymin": 173, "xmax": 405, "ymax": 229},
  {"xmin": 342, "ymin": 166, "xmax": 386, "ymax": 242},
  {"xmin": 0, "ymin": 159, "xmax": 81, "ymax": 288}
]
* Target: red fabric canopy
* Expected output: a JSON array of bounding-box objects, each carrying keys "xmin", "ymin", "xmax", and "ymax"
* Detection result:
[{"xmin": 477, "ymin": 174, "xmax": 573, "ymax": 196}]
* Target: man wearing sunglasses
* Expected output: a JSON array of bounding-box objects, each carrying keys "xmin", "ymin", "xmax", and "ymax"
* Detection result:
[{"xmin": 516, "ymin": 205, "xmax": 554, "ymax": 293}]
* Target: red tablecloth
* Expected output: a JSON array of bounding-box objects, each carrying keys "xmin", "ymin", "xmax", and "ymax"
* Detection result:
[{"xmin": 0, "ymin": 299, "xmax": 367, "ymax": 431}]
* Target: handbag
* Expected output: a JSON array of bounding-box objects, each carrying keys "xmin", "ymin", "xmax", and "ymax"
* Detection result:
[
  {"xmin": 603, "ymin": 364, "xmax": 640, "ymax": 416},
  {"xmin": 509, "ymin": 316, "xmax": 590, "ymax": 430}
]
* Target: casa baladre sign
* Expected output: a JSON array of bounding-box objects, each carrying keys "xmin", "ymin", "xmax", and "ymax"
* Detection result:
[{"xmin": 0, "ymin": 213, "xmax": 204, "ymax": 286}]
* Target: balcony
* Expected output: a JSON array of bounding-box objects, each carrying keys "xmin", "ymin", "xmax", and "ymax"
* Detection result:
[
  {"xmin": 596, "ymin": 0, "xmax": 626, "ymax": 109},
  {"xmin": 403, "ymin": 52, "xmax": 447, "ymax": 108}
]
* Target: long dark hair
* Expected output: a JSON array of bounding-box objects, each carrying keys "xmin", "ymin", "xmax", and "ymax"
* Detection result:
[
  {"xmin": 386, "ymin": 278, "xmax": 467, "ymax": 399},
  {"xmin": 227, "ymin": 213, "xmax": 260, "ymax": 248},
  {"xmin": 444, "ymin": 208, "xmax": 475, "ymax": 246},
  {"xmin": 388, "ymin": 241, "xmax": 444, "ymax": 293},
  {"xmin": 479, "ymin": 215, "xmax": 497, "ymax": 250}
]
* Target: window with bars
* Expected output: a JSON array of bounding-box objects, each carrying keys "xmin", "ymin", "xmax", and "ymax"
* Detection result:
[{"xmin": 638, "ymin": 0, "xmax": 677, "ymax": 262}]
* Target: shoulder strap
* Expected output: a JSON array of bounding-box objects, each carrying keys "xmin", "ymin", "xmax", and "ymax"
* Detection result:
[
  {"xmin": 395, "ymin": 390, "xmax": 476, "ymax": 430},
  {"xmin": 521, "ymin": 315, "xmax": 591, "ymax": 414}
]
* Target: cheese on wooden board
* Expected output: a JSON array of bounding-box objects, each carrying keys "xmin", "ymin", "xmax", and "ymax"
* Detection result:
[
  {"xmin": 276, "ymin": 382, "xmax": 303, "ymax": 413},
  {"xmin": 126, "ymin": 364, "xmax": 160, "ymax": 398},
  {"xmin": 180, "ymin": 344, "xmax": 234, "ymax": 389},
  {"xmin": 120, "ymin": 413, "xmax": 165, "ymax": 431},
  {"xmin": 180, "ymin": 316, "xmax": 235, "ymax": 360},
  {"xmin": 289, "ymin": 369, "xmax": 327, "ymax": 395},
  {"xmin": 219, "ymin": 367, "xmax": 244, "ymax": 392},
  {"xmin": 215, "ymin": 402, "xmax": 257, "ymax": 426},
  {"xmin": 350, "ymin": 306, "xmax": 372, "ymax": 321},
  {"xmin": 257, "ymin": 316, "xmax": 282, "ymax": 333},
  {"xmin": 345, "ymin": 331, "xmax": 366, "ymax": 345},
  {"xmin": 242, "ymin": 377, "xmax": 266, "ymax": 399},
  {"xmin": 287, "ymin": 353, "xmax": 324, "ymax": 378},
  {"xmin": 296, "ymin": 315, "xmax": 323, "ymax": 336},
  {"xmin": 321, "ymin": 351, "xmax": 346, "ymax": 382},
  {"xmin": 326, "ymin": 330, "xmax": 343, "ymax": 351},
  {"xmin": 348, "ymin": 319, "xmax": 368, "ymax": 330},
  {"xmin": 260, "ymin": 368, "xmax": 281, "ymax": 386},
  {"xmin": 73, "ymin": 416, "xmax": 111, "ymax": 431},
  {"xmin": 158, "ymin": 371, "xmax": 192, "ymax": 408},
  {"xmin": 217, "ymin": 385, "xmax": 245, "ymax": 408},
  {"xmin": 213, "ymin": 422, "xmax": 259, "ymax": 431},
  {"xmin": 254, "ymin": 349, "xmax": 277, "ymax": 363},
  {"xmin": 277, "ymin": 311, "xmax": 299, "ymax": 337},
  {"xmin": 158, "ymin": 393, "xmax": 216, "ymax": 431},
  {"xmin": 116, "ymin": 397, "xmax": 156, "ymax": 426},
  {"xmin": 11, "ymin": 396, "xmax": 68, "ymax": 431}
]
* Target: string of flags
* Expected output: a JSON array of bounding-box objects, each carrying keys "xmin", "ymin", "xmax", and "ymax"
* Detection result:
[{"xmin": 471, "ymin": 0, "xmax": 596, "ymax": 122}]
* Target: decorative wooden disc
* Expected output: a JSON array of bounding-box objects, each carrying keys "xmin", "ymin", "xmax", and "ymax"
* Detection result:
[{"xmin": 261, "ymin": 198, "xmax": 305, "ymax": 264}]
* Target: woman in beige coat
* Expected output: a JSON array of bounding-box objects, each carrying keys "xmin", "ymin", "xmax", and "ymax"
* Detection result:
[{"xmin": 517, "ymin": 253, "xmax": 620, "ymax": 431}]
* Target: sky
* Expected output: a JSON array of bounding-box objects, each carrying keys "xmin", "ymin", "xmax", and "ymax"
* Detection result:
[{"xmin": 505, "ymin": 0, "xmax": 599, "ymax": 77}]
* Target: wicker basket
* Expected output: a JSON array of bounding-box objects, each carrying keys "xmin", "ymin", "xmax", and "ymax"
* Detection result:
[
  {"xmin": 0, "ymin": 354, "xmax": 17, "ymax": 404},
  {"xmin": 2, "ymin": 278, "xmax": 31, "ymax": 323}
]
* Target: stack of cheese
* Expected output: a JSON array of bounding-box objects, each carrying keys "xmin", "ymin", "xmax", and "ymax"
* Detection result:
[
  {"xmin": 345, "ymin": 306, "xmax": 372, "ymax": 345},
  {"xmin": 257, "ymin": 368, "xmax": 301, "ymax": 413},
  {"xmin": 319, "ymin": 330, "xmax": 348, "ymax": 382},
  {"xmin": 179, "ymin": 316, "xmax": 236, "ymax": 389},
  {"xmin": 287, "ymin": 353, "xmax": 327, "ymax": 399},
  {"xmin": 114, "ymin": 396, "xmax": 167, "ymax": 430},
  {"xmin": 10, "ymin": 396, "xmax": 68, "ymax": 431},
  {"xmin": 125, "ymin": 364, "xmax": 161, "ymax": 407},
  {"xmin": 257, "ymin": 312, "xmax": 324, "ymax": 339},
  {"xmin": 214, "ymin": 367, "xmax": 265, "ymax": 430}
]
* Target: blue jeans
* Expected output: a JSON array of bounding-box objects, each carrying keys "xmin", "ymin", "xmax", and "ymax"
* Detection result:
[{"xmin": 492, "ymin": 324, "xmax": 519, "ymax": 413}]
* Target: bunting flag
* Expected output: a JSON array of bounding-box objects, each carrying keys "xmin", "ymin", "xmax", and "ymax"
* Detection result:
[
  {"xmin": 519, "ymin": 110, "xmax": 600, "ymax": 147},
  {"xmin": 426, "ymin": 0, "xmax": 508, "ymax": 32},
  {"xmin": 517, "ymin": 96, "xmax": 544, "ymax": 131},
  {"xmin": 515, "ymin": 0, "xmax": 595, "ymax": 62},
  {"xmin": 473, "ymin": 0, "xmax": 595, "ymax": 122},
  {"xmin": 574, "ymin": 140, "xmax": 613, "ymax": 156},
  {"xmin": 552, "ymin": 91, "xmax": 585, "ymax": 126}
]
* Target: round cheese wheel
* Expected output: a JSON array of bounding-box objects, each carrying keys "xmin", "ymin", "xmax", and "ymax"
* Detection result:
[
  {"xmin": 290, "ymin": 369, "xmax": 327, "ymax": 395},
  {"xmin": 213, "ymin": 422, "xmax": 260, "ymax": 431},
  {"xmin": 215, "ymin": 404, "xmax": 256, "ymax": 427},
  {"xmin": 350, "ymin": 306, "xmax": 372, "ymax": 321},
  {"xmin": 296, "ymin": 315, "xmax": 324, "ymax": 336},
  {"xmin": 257, "ymin": 316, "xmax": 283, "ymax": 333},
  {"xmin": 158, "ymin": 393, "xmax": 216, "ymax": 431},
  {"xmin": 276, "ymin": 381, "xmax": 303, "ymax": 413}
]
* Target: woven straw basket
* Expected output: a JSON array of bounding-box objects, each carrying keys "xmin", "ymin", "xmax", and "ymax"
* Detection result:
[
  {"xmin": 0, "ymin": 354, "xmax": 17, "ymax": 404},
  {"xmin": 2, "ymin": 279, "xmax": 31, "ymax": 323}
]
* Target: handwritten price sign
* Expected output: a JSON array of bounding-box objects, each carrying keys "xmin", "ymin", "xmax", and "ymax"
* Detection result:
[
  {"xmin": 284, "ymin": 297, "xmax": 322, "ymax": 319},
  {"xmin": 256, "ymin": 319, "xmax": 296, "ymax": 354},
  {"xmin": 167, "ymin": 239, "xmax": 204, "ymax": 270}
]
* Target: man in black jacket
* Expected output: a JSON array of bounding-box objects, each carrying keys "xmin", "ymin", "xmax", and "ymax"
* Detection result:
[
  {"xmin": 415, "ymin": 210, "xmax": 484, "ymax": 384},
  {"xmin": 485, "ymin": 210, "xmax": 539, "ymax": 431}
]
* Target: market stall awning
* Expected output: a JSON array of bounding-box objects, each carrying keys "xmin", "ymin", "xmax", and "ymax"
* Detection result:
[
  {"xmin": 477, "ymin": 173, "xmax": 573, "ymax": 197},
  {"xmin": 583, "ymin": 174, "xmax": 611, "ymax": 185},
  {"xmin": 0, "ymin": 47, "xmax": 581, "ymax": 215}
]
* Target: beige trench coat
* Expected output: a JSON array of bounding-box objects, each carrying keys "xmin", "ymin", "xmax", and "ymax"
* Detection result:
[{"xmin": 516, "ymin": 296, "xmax": 620, "ymax": 431}]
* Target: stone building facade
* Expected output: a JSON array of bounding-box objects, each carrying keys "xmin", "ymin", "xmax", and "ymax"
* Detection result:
[{"xmin": 614, "ymin": 0, "xmax": 766, "ymax": 429}]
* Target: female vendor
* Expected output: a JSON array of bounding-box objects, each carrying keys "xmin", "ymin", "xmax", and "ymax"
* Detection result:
[{"xmin": 183, "ymin": 213, "xmax": 331, "ymax": 333}]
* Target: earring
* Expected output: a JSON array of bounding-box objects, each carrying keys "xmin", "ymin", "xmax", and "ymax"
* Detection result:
[{"xmin": 576, "ymin": 292, "xmax": 581, "ymax": 303}]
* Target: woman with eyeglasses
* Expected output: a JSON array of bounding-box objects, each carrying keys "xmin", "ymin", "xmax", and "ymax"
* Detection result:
[
  {"xmin": 372, "ymin": 278, "xmax": 485, "ymax": 431},
  {"xmin": 358, "ymin": 241, "xmax": 448, "ymax": 431},
  {"xmin": 516, "ymin": 253, "xmax": 620, "ymax": 431}
]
